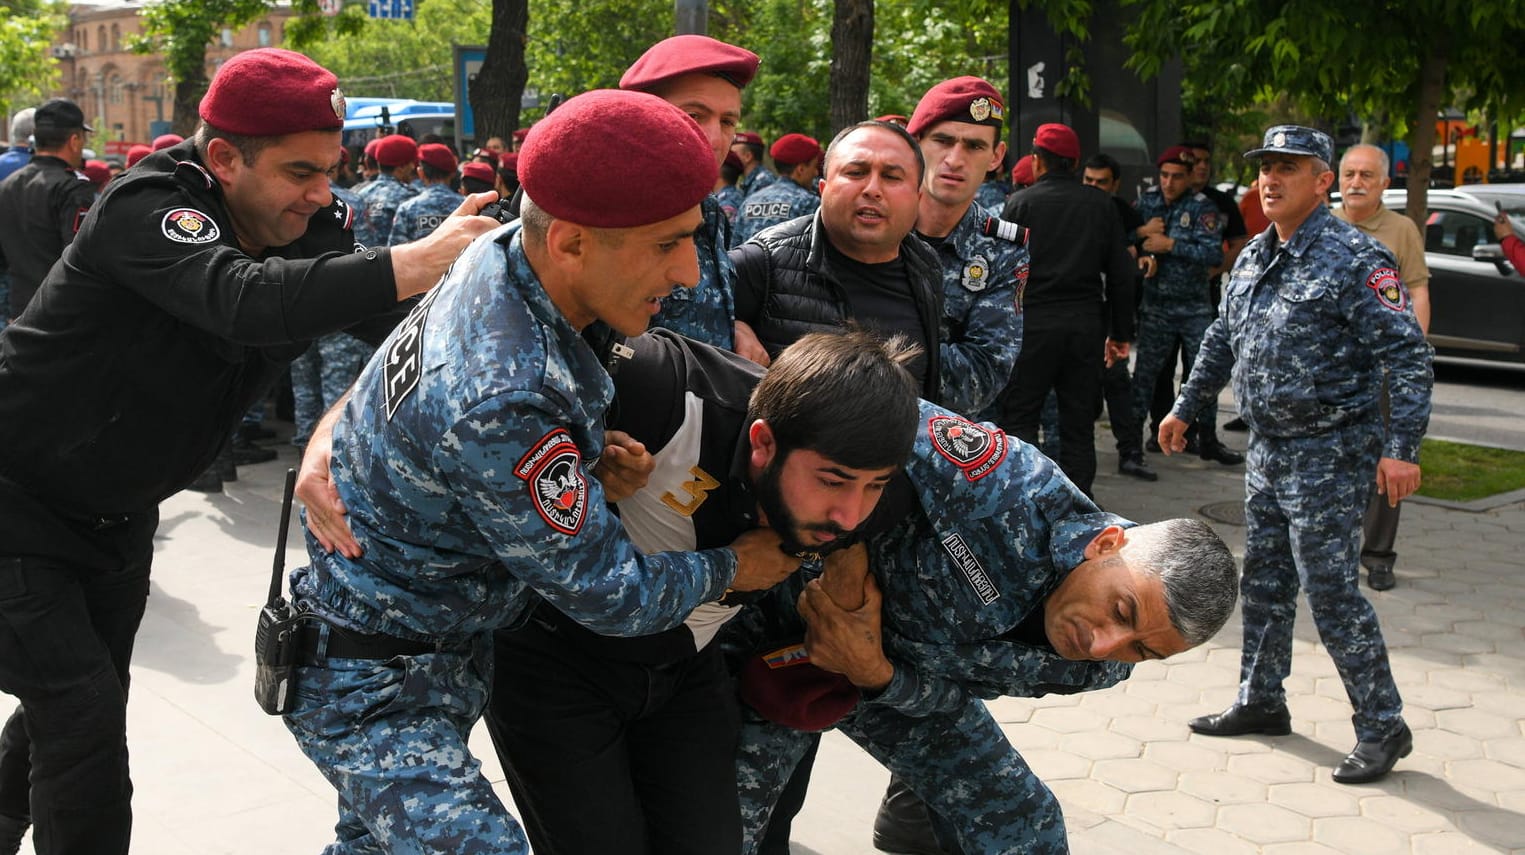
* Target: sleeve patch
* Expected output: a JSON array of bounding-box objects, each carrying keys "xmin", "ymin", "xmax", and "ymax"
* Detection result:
[
  {"xmin": 928, "ymin": 414, "xmax": 1008, "ymax": 481},
  {"xmin": 161, "ymin": 208, "xmax": 221, "ymax": 244},
  {"xmin": 1365, "ymin": 267, "xmax": 1407, "ymax": 312},
  {"xmin": 383, "ymin": 285, "xmax": 440, "ymax": 418},
  {"xmin": 72, "ymin": 207, "xmax": 89, "ymax": 234},
  {"xmin": 515, "ymin": 428, "xmax": 589, "ymax": 535}
]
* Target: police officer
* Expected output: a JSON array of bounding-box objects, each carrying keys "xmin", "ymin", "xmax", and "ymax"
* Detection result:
[
  {"xmin": 0, "ymin": 48, "xmax": 499, "ymax": 855},
  {"xmin": 282, "ymin": 90, "xmax": 800, "ymax": 855},
  {"xmin": 1163, "ymin": 125, "xmax": 1432, "ymax": 785},
  {"xmin": 619, "ymin": 34, "xmax": 761, "ymax": 350},
  {"xmin": 906, "ymin": 76, "xmax": 1029, "ymax": 421},
  {"xmin": 1131, "ymin": 145, "xmax": 1243, "ymax": 466},
  {"xmin": 732, "ymin": 401, "xmax": 1239, "ymax": 855},
  {"xmin": 355, "ymin": 133, "xmax": 418, "ymax": 246},
  {"xmin": 487, "ymin": 328, "xmax": 919, "ymax": 855},
  {"xmin": 731, "ymin": 133, "xmax": 823, "ymax": 246},
  {"xmin": 732, "ymin": 131, "xmax": 778, "ymax": 199},
  {"xmin": 713, "ymin": 149, "xmax": 745, "ymax": 225},
  {"xmin": 0, "ymin": 99, "xmax": 97, "ymax": 318},
  {"xmin": 389, "ymin": 142, "xmax": 461, "ymax": 245}
]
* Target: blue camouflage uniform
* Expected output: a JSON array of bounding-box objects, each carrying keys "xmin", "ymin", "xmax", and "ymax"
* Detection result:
[
  {"xmin": 974, "ymin": 179, "xmax": 1010, "ymax": 214},
  {"xmin": 388, "ymin": 182, "xmax": 460, "ymax": 246},
  {"xmin": 354, "ymin": 172, "xmax": 417, "ymax": 247},
  {"xmin": 283, "ymin": 223, "xmax": 739, "ymax": 855},
  {"xmin": 1130, "ymin": 185, "xmax": 1224, "ymax": 437},
  {"xmin": 739, "ymin": 164, "xmax": 778, "ymax": 199},
  {"xmin": 1171, "ymin": 203, "xmax": 1432, "ymax": 743},
  {"xmin": 649, "ymin": 194, "xmax": 737, "ymax": 349},
  {"xmin": 290, "ymin": 183, "xmax": 373, "ymax": 446},
  {"xmin": 925, "ymin": 206, "xmax": 1030, "ymax": 420},
  {"xmin": 732, "ymin": 177, "xmax": 820, "ymax": 247},
  {"xmin": 731, "ymin": 402, "xmax": 1132, "ymax": 854},
  {"xmin": 713, "ymin": 183, "xmax": 744, "ymax": 227}
]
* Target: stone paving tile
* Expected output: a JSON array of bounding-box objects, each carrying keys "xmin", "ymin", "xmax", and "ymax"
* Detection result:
[
  {"xmin": 1091, "ymin": 758, "xmax": 1178, "ymax": 794},
  {"xmin": 1311, "ymin": 815, "xmax": 1414, "ymax": 853},
  {"xmin": 1227, "ymin": 751, "xmax": 1317, "ymax": 785},
  {"xmin": 1267, "ymin": 781, "xmax": 1360, "ymax": 818},
  {"xmin": 1177, "ymin": 770, "xmax": 1268, "ymax": 805},
  {"xmin": 1164, "ymin": 826, "xmax": 1262, "ymax": 855},
  {"xmin": 1435, "ymin": 707, "xmax": 1520, "ymax": 740},
  {"xmin": 1215, "ymin": 803, "xmax": 1311, "ymax": 844},
  {"xmin": 1123, "ymin": 790, "xmax": 1218, "ymax": 829}
]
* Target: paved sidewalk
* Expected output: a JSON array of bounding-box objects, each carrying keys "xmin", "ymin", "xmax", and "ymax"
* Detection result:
[{"xmin": 3, "ymin": 425, "xmax": 1522, "ymax": 854}]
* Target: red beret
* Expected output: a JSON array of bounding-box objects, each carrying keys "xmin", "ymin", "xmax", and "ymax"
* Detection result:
[
  {"xmin": 498, "ymin": 151, "xmax": 518, "ymax": 171},
  {"xmin": 770, "ymin": 133, "xmax": 821, "ymax": 167},
  {"xmin": 738, "ymin": 644, "xmax": 860, "ymax": 732},
  {"xmin": 374, "ymin": 134, "xmax": 418, "ymax": 168},
  {"xmin": 1034, "ymin": 122, "xmax": 1079, "ymax": 160},
  {"xmin": 620, "ymin": 35, "xmax": 759, "ymax": 92},
  {"xmin": 733, "ymin": 131, "xmax": 764, "ymax": 147},
  {"xmin": 723, "ymin": 150, "xmax": 743, "ymax": 171},
  {"xmin": 417, "ymin": 142, "xmax": 457, "ymax": 173},
  {"xmin": 906, "ymin": 76, "xmax": 1005, "ymax": 137},
  {"xmin": 874, "ymin": 114, "xmax": 909, "ymax": 126},
  {"xmin": 125, "ymin": 144, "xmax": 152, "ymax": 168},
  {"xmin": 1156, "ymin": 144, "xmax": 1196, "ymax": 168},
  {"xmin": 363, "ymin": 138, "xmax": 381, "ymax": 158},
  {"xmin": 82, "ymin": 159, "xmax": 111, "ymax": 190},
  {"xmin": 512, "ymin": 128, "xmax": 530, "ymax": 141},
  {"xmin": 460, "ymin": 161, "xmax": 496, "ymax": 185},
  {"xmin": 521, "ymin": 90, "xmax": 716, "ymax": 229},
  {"xmin": 199, "ymin": 49, "xmax": 345, "ymax": 137},
  {"xmin": 1011, "ymin": 153, "xmax": 1035, "ymax": 186},
  {"xmin": 151, "ymin": 133, "xmax": 184, "ymax": 151}
]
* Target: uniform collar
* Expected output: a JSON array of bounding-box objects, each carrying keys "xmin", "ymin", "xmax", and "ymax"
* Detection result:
[{"xmin": 1274, "ymin": 202, "xmax": 1334, "ymax": 259}]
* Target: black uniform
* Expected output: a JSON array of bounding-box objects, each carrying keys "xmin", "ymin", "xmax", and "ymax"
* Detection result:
[
  {"xmin": 999, "ymin": 171, "xmax": 1134, "ymax": 495},
  {"xmin": 485, "ymin": 329, "xmax": 769, "ymax": 855},
  {"xmin": 0, "ymin": 141, "xmax": 399, "ymax": 854},
  {"xmin": 0, "ymin": 154, "xmax": 97, "ymax": 316}
]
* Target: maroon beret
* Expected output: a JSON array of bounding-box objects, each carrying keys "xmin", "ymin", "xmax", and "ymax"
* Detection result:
[
  {"xmin": 199, "ymin": 49, "xmax": 345, "ymax": 137},
  {"xmin": 151, "ymin": 133, "xmax": 184, "ymax": 151},
  {"xmin": 733, "ymin": 131, "xmax": 764, "ymax": 147},
  {"xmin": 520, "ymin": 89, "xmax": 716, "ymax": 229},
  {"xmin": 512, "ymin": 128, "xmax": 530, "ymax": 142},
  {"xmin": 125, "ymin": 144, "xmax": 152, "ymax": 168},
  {"xmin": 374, "ymin": 134, "xmax": 418, "ymax": 168},
  {"xmin": 498, "ymin": 151, "xmax": 518, "ymax": 171},
  {"xmin": 906, "ymin": 76, "xmax": 1005, "ymax": 137},
  {"xmin": 82, "ymin": 159, "xmax": 111, "ymax": 190},
  {"xmin": 620, "ymin": 35, "xmax": 759, "ymax": 92},
  {"xmin": 770, "ymin": 133, "xmax": 821, "ymax": 167},
  {"xmin": 874, "ymin": 114, "xmax": 909, "ymax": 127},
  {"xmin": 723, "ymin": 150, "xmax": 743, "ymax": 172},
  {"xmin": 1034, "ymin": 122, "xmax": 1079, "ymax": 160},
  {"xmin": 460, "ymin": 161, "xmax": 496, "ymax": 185},
  {"xmin": 1156, "ymin": 144, "xmax": 1196, "ymax": 168},
  {"xmin": 363, "ymin": 138, "xmax": 381, "ymax": 158},
  {"xmin": 418, "ymin": 142, "xmax": 457, "ymax": 173},
  {"xmin": 738, "ymin": 643, "xmax": 860, "ymax": 732},
  {"xmin": 1011, "ymin": 153, "xmax": 1035, "ymax": 187}
]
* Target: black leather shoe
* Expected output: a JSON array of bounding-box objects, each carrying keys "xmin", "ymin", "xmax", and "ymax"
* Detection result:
[
  {"xmin": 232, "ymin": 438, "xmax": 277, "ymax": 465},
  {"xmin": 1333, "ymin": 722, "xmax": 1412, "ymax": 784},
  {"xmin": 1199, "ymin": 442, "xmax": 1245, "ymax": 466},
  {"xmin": 1367, "ymin": 564, "xmax": 1396, "ymax": 591},
  {"xmin": 1189, "ymin": 703, "xmax": 1291, "ymax": 736},
  {"xmin": 1118, "ymin": 457, "xmax": 1158, "ymax": 482},
  {"xmin": 1145, "ymin": 437, "xmax": 1163, "ymax": 454},
  {"xmin": 238, "ymin": 423, "xmax": 277, "ymax": 443},
  {"xmin": 1224, "ymin": 416, "xmax": 1248, "ymax": 432},
  {"xmin": 872, "ymin": 778, "xmax": 950, "ymax": 855}
]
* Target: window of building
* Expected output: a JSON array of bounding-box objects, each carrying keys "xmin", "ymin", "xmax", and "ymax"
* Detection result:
[
  {"xmin": 258, "ymin": 24, "xmax": 271, "ymax": 47},
  {"xmin": 111, "ymin": 23, "xmax": 120, "ymax": 51},
  {"xmin": 221, "ymin": 28, "xmax": 234, "ymax": 47},
  {"xmin": 109, "ymin": 73, "xmax": 124, "ymax": 105},
  {"xmin": 97, "ymin": 26, "xmax": 106, "ymax": 52}
]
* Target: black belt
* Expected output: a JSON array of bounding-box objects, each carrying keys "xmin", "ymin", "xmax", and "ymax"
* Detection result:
[{"xmin": 294, "ymin": 620, "xmax": 439, "ymax": 665}]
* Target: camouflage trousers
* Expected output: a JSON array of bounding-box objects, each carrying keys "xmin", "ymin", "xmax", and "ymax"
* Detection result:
[
  {"xmin": 290, "ymin": 333, "xmax": 376, "ymax": 445},
  {"xmin": 1131, "ymin": 309, "xmax": 1217, "ymax": 437},
  {"xmin": 283, "ymin": 632, "xmax": 531, "ymax": 855},
  {"xmin": 1237, "ymin": 422, "xmax": 1404, "ymax": 742},
  {"xmin": 736, "ymin": 696, "xmax": 1069, "ymax": 854}
]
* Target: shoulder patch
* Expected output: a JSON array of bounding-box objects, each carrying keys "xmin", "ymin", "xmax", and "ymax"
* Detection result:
[
  {"xmin": 383, "ymin": 285, "xmax": 441, "ymax": 418},
  {"xmin": 515, "ymin": 428, "xmax": 589, "ymax": 536},
  {"xmin": 72, "ymin": 207, "xmax": 89, "ymax": 234},
  {"xmin": 961, "ymin": 255, "xmax": 990, "ymax": 292},
  {"xmin": 1365, "ymin": 267, "xmax": 1407, "ymax": 312},
  {"xmin": 981, "ymin": 216, "xmax": 1029, "ymax": 245},
  {"xmin": 161, "ymin": 208, "xmax": 221, "ymax": 244},
  {"xmin": 927, "ymin": 414, "xmax": 1008, "ymax": 481}
]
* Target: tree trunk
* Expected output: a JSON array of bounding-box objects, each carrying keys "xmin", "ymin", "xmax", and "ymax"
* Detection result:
[
  {"xmin": 171, "ymin": 68, "xmax": 208, "ymax": 137},
  {"xmin": 470, "ymin": 0, "xmax": 530, "ymax": 145},
  {"xmin": 1404, "ymin": 42, "xmax": 1448, "ymax": 232},
  {"xmin": 828, "ymin": 0, "xmax": 872, "ymax": 137}
]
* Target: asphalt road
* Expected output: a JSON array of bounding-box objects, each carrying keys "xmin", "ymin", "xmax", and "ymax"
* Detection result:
[{"xmin": 1427, "ymin": 359, "xmax": 1525, "ymax": 451}]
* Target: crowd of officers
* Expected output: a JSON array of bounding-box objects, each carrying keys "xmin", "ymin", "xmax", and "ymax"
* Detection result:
[{"xmin": 0, "ymin": 30, "xmax": 1432, "ymax": 855}]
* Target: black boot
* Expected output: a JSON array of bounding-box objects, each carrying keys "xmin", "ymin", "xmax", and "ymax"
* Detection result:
[
  {"xmin": 873, "ymin": 777, "xmax": 951, "ymax": 855},
  {"xmin": 0, "ymin": 813, "xmax": 27, "ymax": 855}
]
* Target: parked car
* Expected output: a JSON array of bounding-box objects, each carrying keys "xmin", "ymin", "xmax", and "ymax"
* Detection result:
[{"xmin": 1335, "ymin": 189, "xmax": 1525, "ymax": 366}]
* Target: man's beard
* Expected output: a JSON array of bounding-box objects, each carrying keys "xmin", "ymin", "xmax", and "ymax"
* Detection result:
[{"xmin": 753, "ymin": 457, "xmax": 853, "ymax": 556}]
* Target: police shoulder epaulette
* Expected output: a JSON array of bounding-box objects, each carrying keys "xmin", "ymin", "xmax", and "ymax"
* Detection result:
[
  {"xmin": 982, "ymin": 216, "xmax": 1029, "ymax": 246},
  {"xmin": 172, "ymin": 159, "xmax": 216, "ymax": 190}
]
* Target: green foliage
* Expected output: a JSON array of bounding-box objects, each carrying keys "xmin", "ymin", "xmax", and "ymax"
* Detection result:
[
  {"xmin": 297, "ymin": 0, "xmax": 492, "ymax": 101},
  {"xmin": 131, "ymin": 0, "xmax": 273, "ymax": 83},
  {"xmin": 0, "ymin": 0, "xmax": 67, "ymax": 116}
]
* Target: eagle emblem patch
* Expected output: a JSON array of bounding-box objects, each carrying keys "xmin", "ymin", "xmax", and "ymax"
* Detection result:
[
  {"xmin": 1365, "ymin": 267, "xmax": 1407, "ymax": 312},
  {"xmin": 161, "ymin": 208, "xmax": 220, "ymax": 244},
  {"xmin": 516, "ymin": 429, "xmax": 588, "ymax": 535},
  {"xmin": 928, "ymin": 414, "xmax": 1008, "ymax": 481}
]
